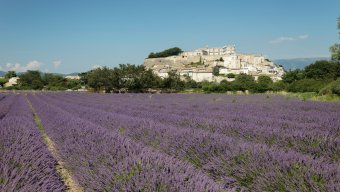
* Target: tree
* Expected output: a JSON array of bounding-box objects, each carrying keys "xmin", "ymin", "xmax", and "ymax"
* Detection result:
[
  {"xmin": 287, "ymin": 79, "xmax": 330, "ymax": 93},
  {"xmin": 79, "ymin": 72, "xmax": 89, "ymax": 86},
  {"xmin": 18, "ymin": 71, "xmax": 44, "ymax": 90},
  {"xmin": 162, "ymin": 70, "xmax": 184, "ymax": 91},
  {"xmin": 329, "ymin": 44, "xmax": 340, "ymax": 63},
  {"xmin": 271, "ymin": 81, "xmax": 286, "ymax": 92},
  {"xmin": 87, "ymin": 67, "xmax": 113, "ymax": 92},
  {"xmin": 304, "ymin": 60, "xmax": 339, "ymax": 80},
  {"xmin": 0, "ymin": 78, "xmax": 7, "ymax": 87},
  {"xmin": 329, "ymin": 17, "xmax": 340, "ymax": 63},
  {"xmin": 66, "ymin": 79, "xmax": 81, "ymax": 90},
  {"xmin": 232, "ymin": 74, "xmax": 256, "ymax": 92},
  {"xmin": 212, "ymin": 66, "xmax": 219, "ymax": 76},
  {"xmin": 148, "ymin": 47, "xmax": 183, "ymax": 58},
  {"xmin": 254, "ymin": 75, "xmax": 273, "ymax": 93},
  {"xmin": 5, "ymin": 71, "xmax": 17, "ymax": 79},
  {"xmin": 282, "ymin": 69, "xmax": 305, "ymax": 84},
  {"xmin": 139, "ymin": 69, "xmax": 162, "ymax": 90},
  {"xmin": 219, "ymin": 79, "xmax": 232, "ymax": 91},
  {"xmin": 43, "ymin": 73, "xmax": 67, "ymax": 90},
  {"xmin": 338, "ymin": 16, "xmax": 340, "ymax": 33}
]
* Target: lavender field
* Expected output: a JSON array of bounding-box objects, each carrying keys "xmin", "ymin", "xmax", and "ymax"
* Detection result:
[{"xmin": 0, "ymin": 93, "xmax": 339, "ymax": 191}]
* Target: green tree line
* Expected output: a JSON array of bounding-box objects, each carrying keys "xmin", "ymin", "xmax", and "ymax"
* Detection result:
[
  {"xmin": 79, "ymin": 64, "xmax": 184, "ymax": 93},
  {"xmin": 148, "ymin": 47, "xmax": 183, "ymax": 58},
  {"xmin": 1, "ymin": 71, "xmax": 81, "ymax": 90}
]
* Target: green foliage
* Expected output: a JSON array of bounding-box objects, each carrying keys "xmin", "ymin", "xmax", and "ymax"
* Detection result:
[
  {"xmin": 212, "ymin": 66, "xmax": 219, "ymax": 76},
  {"xmin": 148, "ymin": 47, "xmax": 183, "ymax": 58},
  {"xmin": 202, "ymin": 82, "xmax": 224, "ymax": 93},
  {"xmin": 162, "ymin": 70, "xmax": 184, "ymax": 91},
  {"xmin": 254, "ymin": 76, "xmax": 273, "ymax": 93},
  {"xmin": 43, "ymin": 73, "xmax": 67, "ymax": 90},
  {"xmin": 287, "ymin": 79, "xmax": 330, "ymax": 93},
  {"xmin": 0, "ymin": 78, "xmax": 7, "ymax": 87},
  {"xmin": 219, "ymin": 80, "xmax": 232, "ymax": 91},
  {"xmin": 82, "ymin": 64, "xmax": 162, "ymax": 92},
  {"xmin": 319, "ymin": 79, "xmax": 340, "ymax": 96},
  {"xmin": 304, "ymin": 60, "xmax": 339, "ymax": 80},
  {"xmin": 271, "ymin": 81, "xmax": 286, "ymax": 92},
  {"xmin": 5, "ymin": 71, "xmax": 17, "ymax": 79},
  {"xmin": 15, "ymin": 71, "xmax": 81, "ymax": 90},
  {"xmin": 66, "ymin": 79, "xmax": 81, "ymax": 90},
  {"xmin": 86, "ymin": 67, "xmax": 114, "ymax": 92},
  {"xmin": 329, "ymin": 44, "xmax": 340, "ymax": 63},
  {"xmin": 79, "ymin": 72, "xmax": 89, "ymax": 86},
  {"xmin": 282, "ymin": 69, "xmax": 305, "ymax": 84},
  {"xmin": 233, "ymin": 74, "xmax": 256, "ymax": 92},
  {"xmin": 184, "ymin": 78, "xmax": 198, "ymax": 89},
  {"xmin": 18, "ymin": 71, "xmax": 44, "ymax": 90},
  {"xmin": 227, "ymin": 73, "xmax": 236, "ymax": 78},
  {"xmin": 281, "ymin": 60, "xmax": 340, "ymax": 94}
]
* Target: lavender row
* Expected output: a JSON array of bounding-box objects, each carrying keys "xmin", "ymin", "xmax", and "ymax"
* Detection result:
[
  {"xmin": 28, "ymin": 95, "xmax": 224, "ymax": 191},
  {"xmin": 45, "ymin": 93, "xmax": 340, "ymax": 162},
  {"xmin": 50, "ymin": 93, "xmax": 339, "ymax": 135},
  {"xmin": 0, "ymin": 94, "xmax": 16, "ymax": 120},
  {"xmin": 61, "ymin": 92, "xmax": 340, "ymax": 133},
  {"xmin": 0, "ymin": 95, "xmax": 65, "ymax": 192},
  {"xmin": 36, "ymin": 93, "xmax": 340, "ymax": 191},
  {"xmin": 56, "ymin": 92, "xmax": 340, "ymax": 129}
]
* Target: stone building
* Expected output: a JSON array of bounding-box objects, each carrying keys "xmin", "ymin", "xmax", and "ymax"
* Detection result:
[
  {"xmin": 4, "ymin": 77, "xmax": 19, "ymax": 87},
  {"xmin": 144, "ymin": 45, "xmax": 284, "ymax": 82},
  {"xmin": 180, "ymin": 45, "xmax": 236, "ymax": 57}
]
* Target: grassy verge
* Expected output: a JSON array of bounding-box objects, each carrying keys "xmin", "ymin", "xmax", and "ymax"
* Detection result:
[
  {"xmin": 26, "ymin": 97, "xmax": 83, "ymax": 192},
  {"xmin": 180, "ymin": 89, "xmax": 340, "ymax": 102},
  {"xmin": 275, "ymin": 91, "xmax": 340, "ymax": 102}
]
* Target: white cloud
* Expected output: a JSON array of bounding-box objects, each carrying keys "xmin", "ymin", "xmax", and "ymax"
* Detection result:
[
  {"xmin": 1, "ymin": 60, "xmax": 42, "ymax": 72},
  {"xmin": 53, "ymin": 60, "xmax": 61, "ymax": 68},
  {"xmin": 298, "ymin": 34, "xmax": 309, "ymax": 39},
  {"xmin": 269, "ymin": 34, "xmax": 309, "ymax": 44},
  {"xmin": 92, "ymin": 64, "xmax": 102, "ymax": 69}
]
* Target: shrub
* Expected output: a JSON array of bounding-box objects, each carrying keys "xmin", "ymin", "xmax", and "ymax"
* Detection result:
[
  {"xmin": 227, "ymin": 73, "xmax": 236, "ymax": 78},
  {"xmin": 287, "ymin": 79, "xmax": 330, "ymax": 93},
  {"xmin": 319, "ymin": 79, "xmax": 340, "ymax": 96}
]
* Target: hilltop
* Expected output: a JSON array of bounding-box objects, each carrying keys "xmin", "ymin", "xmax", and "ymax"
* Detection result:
[{"xmin": 144, "ymin": 45, "xmax": 285, "ymax": 82}]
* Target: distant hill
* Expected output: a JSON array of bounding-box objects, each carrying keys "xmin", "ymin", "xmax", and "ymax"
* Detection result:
[
  {"xmin": 274, "ymin": 57, "xmax": 330, "ymax": 70},
  {"xmin": 64, "ymin": 72, "xmax": 79, "ymax": 76},
  {"xmin": 0, "ymin": 71, "xmax": 79, "ymax": 77}
]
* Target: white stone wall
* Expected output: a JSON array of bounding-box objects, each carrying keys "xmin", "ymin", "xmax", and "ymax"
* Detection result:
[
  {"xmin": 4, "ymin": 77, "xmax": 19, "ymax": 87},
  {"xmin": 223, "ymin": 54, "xmax": 240, "ymax": 69},
  {"xmin": 191, "ymin": 72, "xmax": 213, "ymax": 82},
  {"xmin": 180, "ymin": 71, "xmax": 213, "ymax": 82}
]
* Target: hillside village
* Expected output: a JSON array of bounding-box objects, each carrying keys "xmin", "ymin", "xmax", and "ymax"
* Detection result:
[{"xmin": 144, "ymin": 45, "xmax": 285, "ymax": 82}]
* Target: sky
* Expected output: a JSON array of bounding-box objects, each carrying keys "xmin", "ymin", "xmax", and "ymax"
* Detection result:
[{"xmin": 0, "ymin": 0, "xmax": 339, "ymax": 74}]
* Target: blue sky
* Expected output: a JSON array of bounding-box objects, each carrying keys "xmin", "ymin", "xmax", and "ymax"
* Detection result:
[{"xmin": 0, "ymin": 0, "xmax": 339, "ymax": 73}]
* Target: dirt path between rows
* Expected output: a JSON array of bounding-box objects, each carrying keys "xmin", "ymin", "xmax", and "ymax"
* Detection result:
[{"xmin": 26, "ymin": 97, "xmax": 83, "ymax": 192}]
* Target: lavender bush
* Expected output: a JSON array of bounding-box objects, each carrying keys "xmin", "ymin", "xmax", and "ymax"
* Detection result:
[
  {"xmin": 2, "ymin": 92, "xmax": 339, "ymax": 191},
  {"xmin": 29, "ymin": 93, "xmax": 340, "ymax": 191},
  {"xmin": 28, "ymin": 95, "xmax": 223, "ymax": 191},
  {"xmin": 0, "ymin": 95, "xmax": 65, "ymax": 191}
]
